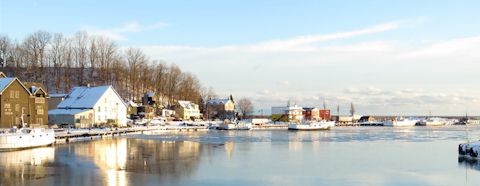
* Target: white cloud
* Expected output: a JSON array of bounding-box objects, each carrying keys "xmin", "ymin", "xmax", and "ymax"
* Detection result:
[
  {"xmin": 248, "ymin": 22, "xmax": 400, "ymax": 52},
  {"xmin": 82, "ymin": 22, "xmax": 168, "ymax": 41},
  {"xmin": 136, "ymin": 19, "xmax": 480, "ymax": 115}
]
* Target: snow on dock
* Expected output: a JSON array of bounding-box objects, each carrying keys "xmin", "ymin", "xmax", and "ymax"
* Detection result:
[{"xmin": 54, "ymin": 125, "xmax": 209, "ymax": 143}]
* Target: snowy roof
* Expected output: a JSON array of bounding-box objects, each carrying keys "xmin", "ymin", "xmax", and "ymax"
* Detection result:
[
  {"xmin": 0, "ymin": 78, "xmax": 16, "ymax": 92},
  {"xmin": 207, "ymin": 98, "xmax": 230, "ymax": 105},
  {"xmin": 49, "ymin": 108, "xmax": 93, "ymax": 115},
  {"xmin": 128, "ymin": 100, "xmax": 139, "ymax": 107},
  {"xmin": 49, "ymin": 93, "xmax": 67, "ymax": 98},
  {"xmin": 146, "ymin": 92, "xmax": 155, "ymax": 97},
  {"xmin": 57, "ymin": 86, "xmax": 113, "ymax": 109},
  {"xmin": 178, "ymin": 100, "xmax": 198, "ymax": 110}
]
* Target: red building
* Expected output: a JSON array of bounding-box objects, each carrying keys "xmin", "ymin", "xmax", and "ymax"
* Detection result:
[{"xmin": 319, "ymin": 110, "xmax": 331, "ymax": 120}]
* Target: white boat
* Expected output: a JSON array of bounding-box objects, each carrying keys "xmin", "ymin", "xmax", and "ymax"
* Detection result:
[
  {"xmin": 0, "ymin": 127, "xmax": 55, "ymax": 151},
  {"xmin": 384, "ymin": 118, "xmax": 418, "ymax": 127},
  {"xmin": 288, "ymin": 120, "xmax": 335, "ymax": 130},
  {"xmin": 218, "ymin": 122, "xmax": 252, "ymax": 130},
  {"xmin": 417, "ymin": 117, "xmax": 446, "ymax": 126}
]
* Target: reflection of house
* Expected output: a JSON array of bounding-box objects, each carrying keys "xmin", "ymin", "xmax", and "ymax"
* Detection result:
[
  {"xmin": 206, "ymin": 95, "xmax": 236, "ymax": 120},
  {"xmin": 0, "ymin": 74, "xmax": 49, "ymax": 128},
  {"xmin": 175, "ymin": 100, "xmax": 201, "ymax": 120},
  {"xmin": 271, "ymin": 105, "xmax": 304, "ymax": 122},
  {"xmin": 49, "ymin": 85, "xmax": 127, "ymax": 127},
  {"xmin": 48, "ymin": 93, "xmax": 67, "ymax": 110}
]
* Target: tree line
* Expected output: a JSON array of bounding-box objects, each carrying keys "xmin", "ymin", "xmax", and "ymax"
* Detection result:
[{"xmin": 0, "ymin": 31, "xmax": 208, "ymax": 108}]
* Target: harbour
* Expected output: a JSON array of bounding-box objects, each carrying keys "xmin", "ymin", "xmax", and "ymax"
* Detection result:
[{"xmin": 1, "ymin": 126, "xmax": 479, "ymax": 186}]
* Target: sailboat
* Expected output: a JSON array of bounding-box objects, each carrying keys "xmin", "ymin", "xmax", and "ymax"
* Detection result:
[{"xmin": 0, "ymin": 109, "xmax": 55, "ymax": 151}]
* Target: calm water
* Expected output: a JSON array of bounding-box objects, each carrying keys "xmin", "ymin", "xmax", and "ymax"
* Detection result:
[{"xmin": 1, "ymin": 126, "xmax": 480, "ymax": 186}]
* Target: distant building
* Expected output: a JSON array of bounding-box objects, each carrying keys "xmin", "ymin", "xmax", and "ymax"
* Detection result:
[
  {"xmin": 206, "ymin": 95, "xmax": 236, "ymax": 120},
  {"xmin": 175, "ymin": 100, "xmax": 201, "ymax": 120},
  {"xmin": 271, "ymin": 105, "xmax": 304, "ymax": 122},
  {"xmin": 161, "ymin": 109, "xmax": 175, "ymax": 117},
  {"xmin": 359, "ymin": 116, "xmax": 376, "ymax": 122},
  {"xmin": 49, "ymin": 85, "xmax": 127, "ymax": 127},
  {"xmin": 24, "ymin": 82, "xmax": 49, "ymax": 127},
  {"xmin": 0, "ymin": 74, "xmax": 49, "ymax": 128},
  {"xmin": 319, "ymin": 109, "xmax": 331, "ymax": 120},
  {"xmin": 48, "ymin": 93, "xmax": 67, "ymax": 110},
  {"xmin": 126, "ymin": 100, "xmax": 139, "ymax": 119},
  {"xmin": 303, "ymin": 107, "xmax": 320, "ymax": 120}
]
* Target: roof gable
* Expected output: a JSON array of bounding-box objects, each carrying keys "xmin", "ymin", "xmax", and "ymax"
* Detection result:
[{"xmin": 0, "ymin": 78, "xmax": 32, "ymax": 95}]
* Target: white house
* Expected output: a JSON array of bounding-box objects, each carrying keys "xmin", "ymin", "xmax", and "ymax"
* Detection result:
[{"xmin": 49, "ymin": 85, "xmax": 127, "ymax": 127}]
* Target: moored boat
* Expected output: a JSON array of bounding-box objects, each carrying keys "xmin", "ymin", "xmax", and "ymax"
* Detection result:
[
  {"xmin": 416, "ymin": 117, "xmax": 446, "ymax": 126},
  {"xmin": 384, "ymin": 118, "xmax": 417, "ymax": 127},
  {"xmin": 288, "ymin": 120, "xmax": 335, "ymax": 130},
  {"xmin": 0, "ymin": 127, "xmax": 55, "ymax": 151},
  {"xmin": 218, "ymin": 122, "xmax": 252, "ymax": 130},
  {"xmin": 459, "ymin": 141, "xmax": 480, "ymax": 159}
]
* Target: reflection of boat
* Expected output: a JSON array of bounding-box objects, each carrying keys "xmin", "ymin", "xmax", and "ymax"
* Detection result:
[
  {"xmin": 0, "ymin": 127, "xmax": 55, "ymax": 151},
  {"xmin": 384, "ymin": 118, "xmax": 417, "ymax": 127},
  {"xmin": 416, "ymin": 118, "xmax": 446, "ymax": 126},
  {"xmin": 458, "ymin": 156, "xmax": 480, "ymax": 171},
  {"xmin": 218, "ymin": 122, "xmax": 252, "ymax": 130},
  {"xmin": 288, "ymin": 120, "xmax": 335, "ymax": 130}
]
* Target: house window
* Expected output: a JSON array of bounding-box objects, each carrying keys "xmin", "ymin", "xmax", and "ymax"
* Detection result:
[
  {"xmin": 15, "ymin": 91, "xmax": 19, "ymax": 98},
  {"xmin": 37, "ymin": 118, "xmax": 43, "ymax": 124},
  {"xmin": 10, "ymin": 91, "xmax": 14, "ymax": 98},
  {"xmin": 37, "ymin": 105, "xmax": 44, "ymax": 115},
  {"xmin": 98, "ymin": 107, "xmax": 101, "ymax": 112},
  {"xmin": 4, "ymin": 103, "xmax": 10, "ymax": 109},
  {"xmin": 15, "ymin": 104, "xmax": 19, "ymax": 112}
]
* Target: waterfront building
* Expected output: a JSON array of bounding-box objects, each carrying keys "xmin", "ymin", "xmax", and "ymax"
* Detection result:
[
  {"xmin": 319, "ymin": 109, "xmax": 331, "ymax": 120},
  {"xmin": 0, "ymin": 74, "xmax": 49, "ymax": 128},
  {"xmin": 126, "ymin": 100, "xmax": 139, "ymax": 119},
  {"xmin": 359, "ymin": 116, "xmax": 376, "ymax": 122},
  {"xmin": 303, "ymin": 107, "xmax": 320, "ymax": 120},
  {"xmin": 206, "ymin": 95, "xmax": 236, "ymax": 120},
  {"xmin": 175, "ymin": 100, "xmax": 202, "ymax": 120},
  {"xmin": 49, "ymin": 85, "xmax": 127, "ymax": 127},
  {"xmin": 24, "ymin": 82, "xmax": 49, "ymax": 127},
  {"xmin": 271, "ymin": 105, "xmax": 304, "ymax": 122},
  {"xmin": 48, "ymin": 93, "xmax": 67, "ymax": 110}
]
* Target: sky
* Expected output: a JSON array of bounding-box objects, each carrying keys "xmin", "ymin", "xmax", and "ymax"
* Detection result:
[{"xmin": 1, "ymin": 0, "xmax": 480, "ymax": 116}]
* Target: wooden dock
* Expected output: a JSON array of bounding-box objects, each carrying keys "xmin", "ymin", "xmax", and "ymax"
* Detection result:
[{"xmin": 54, "ymin": 126, "xmax": 209, "ymax": 143}]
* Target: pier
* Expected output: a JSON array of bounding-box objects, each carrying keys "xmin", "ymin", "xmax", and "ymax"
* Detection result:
[{"xmin": 54, "ymin": 126, "xmax": 209, "ymax": 143}]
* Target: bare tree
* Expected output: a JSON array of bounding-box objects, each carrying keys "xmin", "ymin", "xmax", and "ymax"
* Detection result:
[
  {"xmin": 2, "ymin": 30, "xmax": 208, "ymax": 108},
  {"xmin": 237, "ymin": 98, "xmax": 254, "ymax": 119}
]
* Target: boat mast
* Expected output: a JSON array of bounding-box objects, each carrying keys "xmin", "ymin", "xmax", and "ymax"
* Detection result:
[{"xmin": 21, "ymin": 108, "xmax": 25, "ymax": 128}]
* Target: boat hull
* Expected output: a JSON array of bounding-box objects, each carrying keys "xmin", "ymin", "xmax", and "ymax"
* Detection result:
[
  {"xmin": 384, "ymin": 120, "xmax": 417, "ymax": 127},
  {"xmin": 217, "ymin": 123, "xmax": 252, "ymax": 130},
  {"xmin": 0, "ymin": 128, "xmax": 55, "ymax": 151},
  {"xmin": 288, "ymin": 121, "xmax": 335, "ymax": 131}
]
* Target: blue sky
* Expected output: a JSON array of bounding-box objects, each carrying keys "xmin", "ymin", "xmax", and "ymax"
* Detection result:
[{"xmin": 2, "ymin": 0, "xmax": 480, "ymax": 115}]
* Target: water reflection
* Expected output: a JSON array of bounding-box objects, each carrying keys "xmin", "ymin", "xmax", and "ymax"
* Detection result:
[
  {"xmin": 458, "ymin": 157, "xmax": 480, "ymax": 171},
  {"xmin": 0, "ymin": 147, "xmax": 55, "ymax": 185},
  {"xmin": 0, "ymin": 138, "xmax": 203, "ymax": 185}
]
